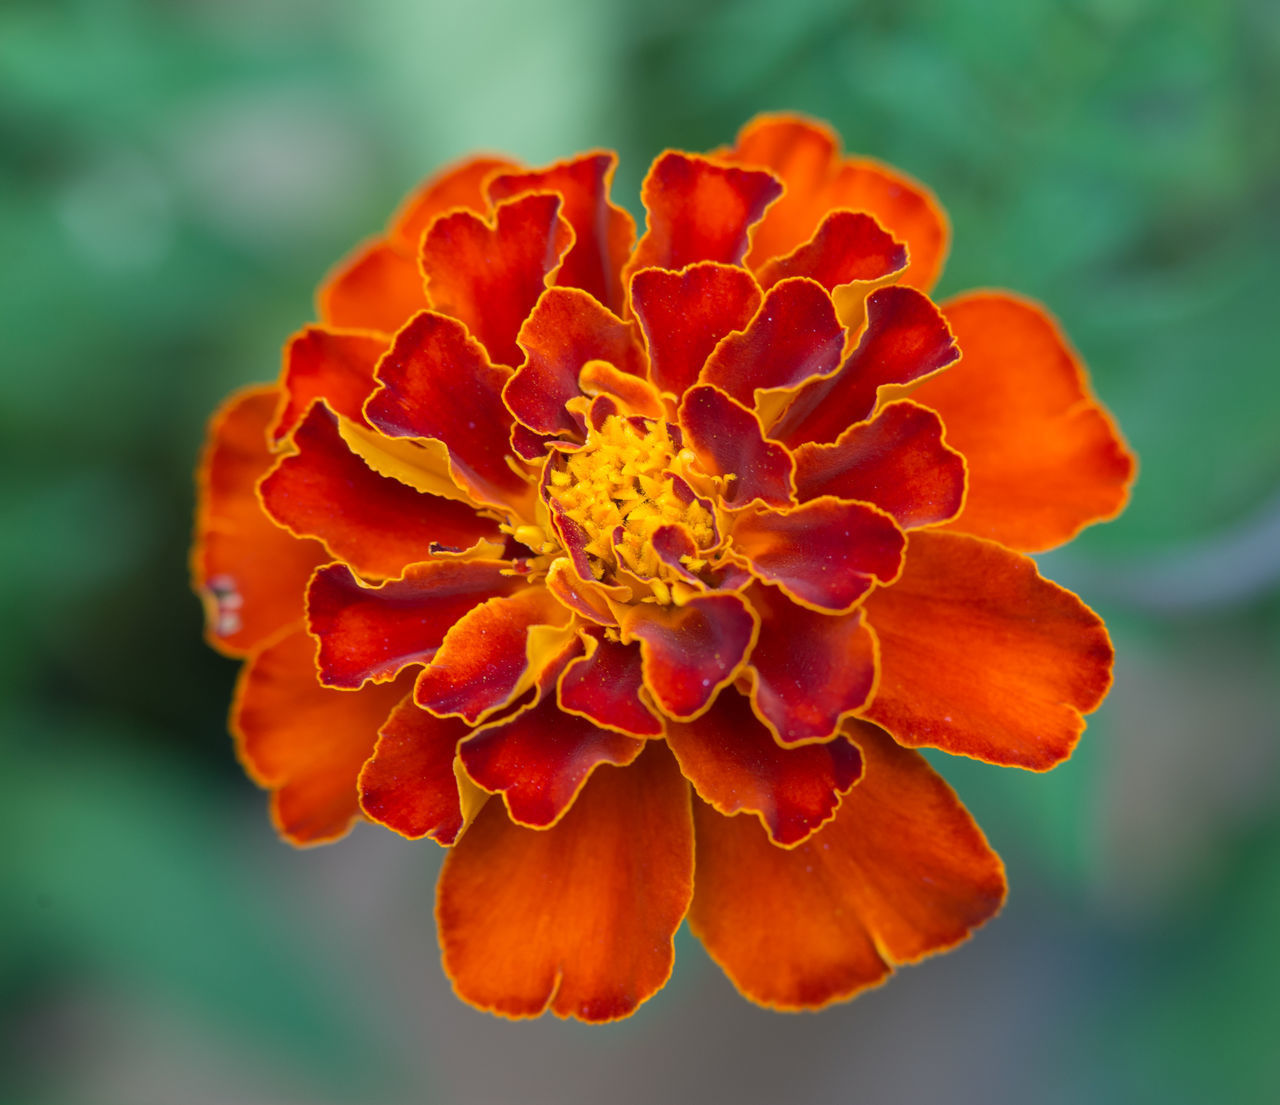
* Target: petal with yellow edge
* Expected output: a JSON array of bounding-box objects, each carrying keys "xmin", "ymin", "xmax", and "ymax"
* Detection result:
[
  {"xmin": 316, "ymin": 239, "xmax": 426, "ymax": 335},
  {"xmin": 756, "ymin": 209, "xmax": 906, "ymax": 293},
  {"xmin": 558, "ymin": 628, "xmax": 664, "ymax": 737},
  {"xmin": 389, "ymin": 154, "xmax": 519, "ymax": 251},
  {"xmin": 677, "ymin": 385, "xmax": 794, "ymax": 508},
  {"xmin": 271, "ymin": 327, "xmax": 387, "ymax": 443}
]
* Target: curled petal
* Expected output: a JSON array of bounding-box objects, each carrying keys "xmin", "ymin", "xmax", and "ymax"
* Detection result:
[
  {"xmin": 389, "ymin": 155, "xmax": 518, "ymax": 250},
  {"xmin": 271, "ymin": 327, "xmax": 386, "ymax": 443},
  {"xmin": 756, "ymin": 209, "xmax": 906, "ymax": 293},
  {"xmin": 437, "ymin": 741, "xmax": 693, "ymax": 1022},
  {"xmin": 619, "ymin": 592, "xmax": 759, "ymax": 720},
  {"xmin": 233, "ymin": 627, "xmax": 410, "ymax": 845},
  {"xmin": 666, "ymin": 690, "xmax": 863, "ymax": 846},
  {"xmin": 193, "ymin": 387, "xmax": 323, "ymax": 656},
  {"xmin": 543, "ymin": 558, "xmax": 628, "ymax": 625},
  {"xmin": 578, "ymin": 359, "xmax": 664, "ymax": 420},
  {"xmin": 559, "ymin": 628, "xmax": 664, "ymax": 737},
  {"xmin": 731, "ymin": 497, "xmax": 905, "ymax": 613},
  {"xmin": 913, "ymin": 292, "xmax": 1136, "ymax": 552},
  {"xmin": 678, "ymin": 385, "xmax": 794, "ymax": 508},
  {"xmin": 792, "ymin": 400, "xmax": 966, "ymax": 529},
  {"xmin": 317, "ymin": 239, "xmax": 426, "ymax": 334},
  {"xmin": 862, "ymin": 531, "xmax": 1114, "ymax": 770},
  {"xmin": 689, "ymin": 721, "xmax": 1005, "ymax": 1010},
  {"xmin": 307, "ymin": 560, "xmax": 521, "ymax": 689}
]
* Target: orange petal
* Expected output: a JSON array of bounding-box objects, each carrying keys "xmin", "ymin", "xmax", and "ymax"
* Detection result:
[
  {"xmin": 730, "ymin": 497, "xmax": 905, "ymax": 613},
  {"xmin": 271, "ymin": 327, "xmax": 387, "ymax": 443},
  {"xmin": 619, "ymin": 592, "xmax": 759, "ymax": 721},
  {"xmin": 504, "ymin": 287, "xmax": 645, "ymax": 436},
  {"xmin": 755, "ymin": 210, "xmax": 906, "ymax": 293},
  {"xmin": 699, "ymin": 277, "xmax": 845, "ymax": 407},
  {"xmin": 629, "ymin": 152, "xmax": 782, "ymax": 275},
  {"xmin": 366, "ymin": 311, "xmax": 532, "ymax": 511},
  {"xmin": 677, "ymin": 385, "xmax": 795, "ymax": 508},
  {"xmin": 631, "ymin": 262, "xmax": 762, "ymax": 399},
  {"xmin": 260, "ymin": 403, "xmax": 498, "ymax": 579},
  {"xmin": 389, "ymin": 154, "xmax": 518, "ymax": 250},
  {"xmin": 308, "ymin": 560, "xmax": 523, "ymax": 689},
  {"xmin": 666, "ymin": 689, "xmax": 863, "ymax": 846},
  {"xmin": 792, "ymin": 399, "xmax": 966, "ymax": 529},
  {"xmin": 558, "ymin": 628, "xmax": 664, "ymax": 737},
  {"xmin": 421, "ymin": 193, "xmax": 573, "ymax": 367},
  {"xmin": 233, "ymin": 626, "xmax": 410, "ymax": 845},
  {"xmin": 358, "ymin": 693, "xmax": 477, "ymax": 845},
  {"xmin": 316, "ymin": 238, "xmax": 426, "ymax": 335},
  {"xmin": 862, "ymin": 531, "xmax": 1114, "ymax": 770},
  {"xmin": 745, "ymin": 581, "xmax": 878, "ymax": 745},
  {"xmin": 192, "ymin": 387, "xmax": 324, "ymax": 657},
  {"xmin": 912, "ymin": 292, "xmax": 1136, "ymax": 552},
  {"xmin": 489, "ymin": 153, "xmax": 636, "ymax": 314},
  {"xmin": 437, "ymin": 741, "xmax": 693, "ymax": 1022},
  {"xmin": 689, "ymin": 721, "xmax": 1006, "ymax": 1010}
]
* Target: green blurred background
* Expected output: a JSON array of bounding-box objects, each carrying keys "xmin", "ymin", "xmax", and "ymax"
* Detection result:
[{"xmin": 3, "ymin": 0, "xmax": 1278, "ymax": 1101}]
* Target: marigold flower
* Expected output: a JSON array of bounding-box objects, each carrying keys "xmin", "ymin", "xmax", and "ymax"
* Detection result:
[{"xmin": 192, "ymin": 114, "xmax": 1134, "ymax": 1021}]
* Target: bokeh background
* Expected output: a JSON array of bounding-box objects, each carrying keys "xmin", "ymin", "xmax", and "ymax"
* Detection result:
[{"xmin": 3, "ymin": 0, "xmax": 1278, "ymax": 1102}]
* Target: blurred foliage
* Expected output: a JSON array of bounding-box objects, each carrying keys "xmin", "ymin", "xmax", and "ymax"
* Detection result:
[{"xmin": 2, "ymin": 0, "xmax": 1277, "ymax": 1102}]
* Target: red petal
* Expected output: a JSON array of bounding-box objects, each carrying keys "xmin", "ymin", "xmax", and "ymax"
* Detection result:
[
  {"xmin": 504, "ymin": 287, "xmax": 645, "ymax": 436},
  {"xmin": 437, "ymin": 741, "xmax": 693, "ymax": 1022},
  {"xmin": 619, "ymin": 592, "xmax": 758, "ymax": 720},
  {"xmin": 792, "ymin": 399, "xmax": 966, "ymax": 529},
  {"xmin": 629, "ymin": 152, "xmax": 782, "ymax": 274},
  {"xmin": 731, "ymin": 497, "xmax": 905, "ymax": 613},
  {"xmin": 389, "ymin": 155, "xmax": 518, "ymax": 250},
  {"xmin": 271, "ymin": 327, "xmax": 386, "ymax": 443},
  {"xmin": 689, "ymin": 722, "xmax": 1005, "ymax": 1010},
  {"xmin": 862, "ymin": 531, "xmax": 1114, "ymax": 770},
  {"xmin": 261, "ymin": 403, "xmax": 498, "ymax": 579},
  {"xmin": 233, "ymin": 626, "xmax": 409, "ymax": 845},
  {"xmin": 543, "ymin": 558, "xmax": 624, "ymax": 626},
  {"xmin": 192, "ymin": 387, "xmax": 323, "ymax": 656},
  {"xmin": 307, "ymin": 560, "xmax": 522, "ymax": 689},
  {"xmin": 775, "ymin": 286, "xmax": 959, "ymax": 447},
  {"xmin": 913, "ymin": 292, "xmax": 1136, "ymax": 552},
  {"xmin": 666, "ymin": 689, "xmax": 863, "ymax": 846},
  {"xmin": 316, "ymin": 239, "xmax": 426, "ymax": 334},
  {"xmin": 677, "ymin": 385, "xmax": 794, "ymax": 508},
  {"xmin": 745, "ymin": 581, "xmax": 877, "ymax": 744},
  {"xmin": 357, "ymin": 694, "xmax": 477, "ymax": 844},
  {"xmin": 559, "ymin": 629, "xmax": 664, "ymax": 737},
  {"xmin": 366, "ymin": 311, "xmax": 531, "ymax": 510},
  {"xmin": 421, "ymin": 193, "xmax": 573, "ymax": 367},
  {"xmin": 631, "ymin": 262, "xmax": 762, "ymax": 399},
  {"xmin": 755, "ymin": 210, "xmax": 907, "ymax": 293},
  {"xmin": 699, "ymin": 277, "xmax": 845, "ymax": 407},
  {"xmin": 489, "ymin": 153, "xmax": 635, "ymax": 313}
]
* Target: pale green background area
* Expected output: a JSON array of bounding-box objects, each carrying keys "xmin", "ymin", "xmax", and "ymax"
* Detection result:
[{"xmin": 2, "ymin": 0, "xmax": 1278, "ymax": 1102}]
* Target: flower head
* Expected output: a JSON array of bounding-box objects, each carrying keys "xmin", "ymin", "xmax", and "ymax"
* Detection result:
[{"xmin": 193, "ymin": 114, "xmax": 1134, "ymax": 1020}]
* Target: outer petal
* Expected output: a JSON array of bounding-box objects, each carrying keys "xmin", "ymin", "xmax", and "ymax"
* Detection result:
[
  {"xmin": 745, "ymin": 582, "xmax": 878, "ymax": 745},
  {"xmin": 421, "ymin": 193, "xmax": 573, "ymax": 367},
  {"xmin": 307, "ymin": 560, "xmax": 522, "ymax": 689},
  {"xmin": 912, "ymin": 292, "xmax": 1135, "ymax": 552},
  {"xmin": 631, "ymin": 262, "xmax": 762, "ymax": 399},
  {"xmin": 862, "ymin": 531, "xmax": 1114, "ymax": 770},
  {"xmin": 489, "ymin": 153, "xmax": 635, "ymax": 313},
  {"xmin": 678, "ymin": 385, "xmax": 795, "ymax": 508},
  {"xmin": 665, "ymin": 690, "xmax": 863, "ymax": 846},
  {"xmin": 628, "ymin": 152, "xmax": 782, "ymax": 275},
  {"xmin": 437, "ymin": 741, "xmax": 693, "ymax": 1022},
  {"xmin": 689, "ymin": 721, "xmax": 1006, "ymax": 1010},
  {"xmin": 559, "ymin": 629, "xmax": 664, "ymax": 737},
  {"xmin": 260, "ymin": 403, "xmax": 498, "ymax": 579},
  {"xmin": 271, "ymin": 327, "xmax": 386, "ymax": 443},
  {"xmin": 366, "ymin": 311, "xmax": 532, "ymax": 511},
  {"xmin": 192, "ymin": 387, "xmax": 324, "ymax": 656},
  {"xmin": 389, "ymin": 155, "xmax": 518, "ymax": 250},
  {"xmin": 731, "ymin": 497, "xmax": 905, "ymax": 613},
  {"xmin": 357, "ymin": 694, "xmax": 476, "ymax": 845},
  {"xmin": 316, "ymin": 239, "xmax": 426, "ymax": 335},
  {"xmin": 232, "ymin": 626, "xmax": 409, "ymax": 845},
  {"xmin": 792, "ymin": 400, "xmax": 966, "ymax": 530},
  {"xmin": 755, "ymin": 209, "xmax": 906, "ymax": 293}
]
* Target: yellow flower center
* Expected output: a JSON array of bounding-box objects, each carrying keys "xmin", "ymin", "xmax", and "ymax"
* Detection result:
[{"xmin": 546, "ymin": 414, "xmax": 716, "ymax": 583}]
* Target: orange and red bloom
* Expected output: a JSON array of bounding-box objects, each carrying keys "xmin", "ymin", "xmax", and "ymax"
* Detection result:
[{"xmin": 192, "ymin": 114, "xmax": 1133, "ymax": 1020}]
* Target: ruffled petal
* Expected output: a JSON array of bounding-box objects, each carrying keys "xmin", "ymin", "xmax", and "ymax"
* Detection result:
[
  {"xmin": 862, "ymin": 531, "xmax": 1114, "ymax": 770},
  {"xmin": 389, "ymin": 155, "xmax": 518, "ymax": 250},
  {"xmin": 619, "ymin": 592, "xmax": 759, "ymax": 720},
  {"xmin": 307, "ymin": 560, "xmax": 522, "ymax": 689},
  {"xmin": 912, "ymin": 292, "xmax": 1135, "ymax": 552},
  {"xmin": 192, "ymin": 387, "xmax": 323, "ymax": 657},
  {"xmin": 366, "ymin": 311, "xmax": 532, "ymax": 511},
  {"xmin": 666, "ymin": 690, "xmax": 863, "ymax": 846},
  {"xmin": 792, "ymin": 400, "xmax": 966, "ymax": 529},
  {"xmin": 745, "ymin": 581, "xmax": 878, "ymax": 745},
  {"xmin": 558, "ymin": 629, "xmax": 664, "ymax": 737},
  {"xmin": 260, "ymin": 403, "xmax": 498, "ymax": 579},
  {"xmin": 677, "ymin": 385, "xmax": 795, "ymax": 508},
  {"xmin": 271, "ymin": 327, "xmax": 386, "ymax": 443},
  {"xmin": 689, "ymin": 721, "xmax": 1006, "ymax": 1010},
  {"xmin": 421, "ymin": 193, "xmax": 573, "ymax": 367},
  {"xmin": 755, "ymin": 209, "xmax": 906, "ymax": 293},
  {"xmin": 631, "ymin": 262, "xmax": 762, "ymax": 399},
  {"xmin": 357, "ymin": 694, "xmax": 476, "ymax": 844},
  {"xmin": 316, "ymin": 239, "xmax": 426, "ymax": 335},
  {"xmin": 489, "ymin": 153, "xmax": 635, "ymax": 313},
  {"xmin": 731, "ymin": 497, "xmax": 905, "ymax": 613},
  {"xmin": 437, "ymin": 741, "xmax": 693, "ymax": 1022},
  {"xmin": 232, "ymin": 626, "xmax": 409, "ymax": 845}
]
